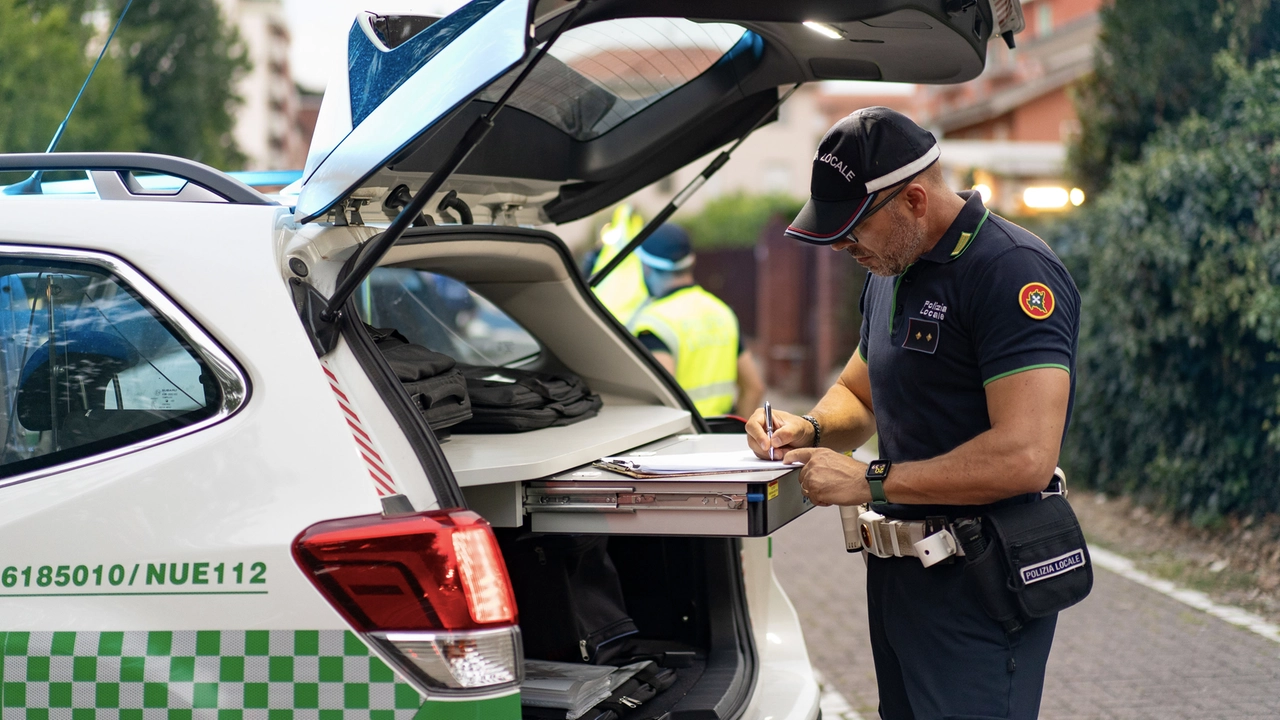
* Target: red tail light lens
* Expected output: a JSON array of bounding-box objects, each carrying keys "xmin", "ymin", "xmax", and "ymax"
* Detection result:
[
  {"xmin": 293, "ymin": 509, "xmax": 522, "ymax": 695},
  {"xmin": 292, "ymin": 509, "xmax": 517, "ymax": 631}
]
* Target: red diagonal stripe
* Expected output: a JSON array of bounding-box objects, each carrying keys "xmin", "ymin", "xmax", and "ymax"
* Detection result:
[
  {"xmin": 353, "ymin": 435, "xmax": 384, "ymax": 463},
  {"xmin": 362, "ymin": 453, "xmax": 394, "ymax": 484},
  {"xmin": 369, "ymin": 469, "xmax": 396, "ymax": 495},
  {"xmin": 329, "ymin": 383, "xmax": 350, "ymax": 403},
  {"xmin": 346, "ymin": 419, "xmax": 371, "ymax": 442},
  {"xmin": 337, "ymin": 401, "xmax": 361, "ymax": 423}
]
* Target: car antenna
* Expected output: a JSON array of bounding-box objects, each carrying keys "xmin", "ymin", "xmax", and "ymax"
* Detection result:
[
  {"xmin": 319, "ymin": 0, "xmax": 595, "ymax": 323},
  {"xmin": 3, "ymin": 0, "xmax": 135, "ymax": 196},
  {"xmin": 589, "ymin": 83, "xmax": 801, "ymax": 288}
]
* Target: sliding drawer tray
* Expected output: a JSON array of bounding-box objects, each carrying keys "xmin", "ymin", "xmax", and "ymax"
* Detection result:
[{"xmin": 523, "ymin": 434, "xmax": 814, "ymax": 537}]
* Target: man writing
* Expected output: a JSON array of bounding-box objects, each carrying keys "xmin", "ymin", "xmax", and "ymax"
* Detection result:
[{"xmin": 747, "ymin": 108, "xmax": 1080, "ymax": 719}]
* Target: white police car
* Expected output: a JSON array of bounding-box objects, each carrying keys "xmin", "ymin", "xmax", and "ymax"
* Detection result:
[{"xmin": 0, "ymin": 1, "xmax": 1021, "ymax": 718}]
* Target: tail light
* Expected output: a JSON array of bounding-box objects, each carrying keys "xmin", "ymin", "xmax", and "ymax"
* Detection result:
[{"xmin": 293, "ymin": 509, "xmax": 522, "ymax": 695}]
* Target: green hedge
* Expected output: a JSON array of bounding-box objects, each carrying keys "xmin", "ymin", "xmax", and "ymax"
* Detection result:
[
  {"xmin": 677, "ymin": 192, "xmax": 804, "ymax": 250},
  {"xmin": 1055, "ymin": 55, "xmax": 1280, "ymax": 523}
]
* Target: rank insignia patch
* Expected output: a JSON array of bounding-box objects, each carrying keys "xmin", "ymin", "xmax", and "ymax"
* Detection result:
[
  {"xmin": 1018, "ymin": 282, "xmax": 1056, "ymax": 320},
  {"xmin": 902, "ymin": 318, "xmax": 940, "ymax": 354}
]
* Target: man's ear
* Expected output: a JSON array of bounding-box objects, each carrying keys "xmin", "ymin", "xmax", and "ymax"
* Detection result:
[{"xmin": 903, "ymin": 182, "xmax": 929, "ymax": 218}]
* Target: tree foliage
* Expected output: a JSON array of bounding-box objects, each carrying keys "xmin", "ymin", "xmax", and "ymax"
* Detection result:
[
  {"xmin": 1057, "ymin": 54, "xmax": 1280, "ymax": 522},
  {"xmin": 1068, "ymin": 0, "xmax": 1280, "ymax": 194},
  {"xmin": 677, "ymin": 192, "xmax": 804, "ymax": 250},
  {"xmin": 113, "ymin": 0, "xmax": 251, "ymax": 169},
  {"xmin": 0, "ymin": 0, "xmax": 250, "ymax": 169},
  {"xmin": 0, "ymin": 0, "xmax": 146, "ymax": 154}
]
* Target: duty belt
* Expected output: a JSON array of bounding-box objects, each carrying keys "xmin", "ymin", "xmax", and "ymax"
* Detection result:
[
  {"xmin": 855, "ymin": 507, "xmax": 967, "ymax": 567},
  {"xmin": 849, "ymin": 467, "xmax": 1069, "ymax": 568}
]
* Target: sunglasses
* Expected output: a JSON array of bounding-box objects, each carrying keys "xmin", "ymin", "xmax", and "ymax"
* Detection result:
[{"xmin": 846, "ymin": 171, "xmax": 926, "ymax": 241}]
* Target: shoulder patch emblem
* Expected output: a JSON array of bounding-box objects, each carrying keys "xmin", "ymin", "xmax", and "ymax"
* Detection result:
[{"xmin": 1019, "ymin": 282, "xmax": 1056, "ymax": 320}]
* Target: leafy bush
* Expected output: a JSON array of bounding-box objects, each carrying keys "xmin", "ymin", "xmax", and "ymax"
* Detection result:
[
  {"xmin": 1056, "ymin": 54, "xmax": 1280, "ymax": 522},
  {"xmin": 677, "ymin": 192, "xmax": 804, "ymax": 250},
  {"xmin": 1069, "ymin": 0, "xmax": 1280, "ymax": 193}
]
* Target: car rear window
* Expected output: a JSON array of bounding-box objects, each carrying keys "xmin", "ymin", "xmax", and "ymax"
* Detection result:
[
  {"xmin": 357, "ymin": 267, "xmax": 540, "ymax": 367},
  {"xmin": 479, "ymin": 18, "xmax": 749, "ymax": 140},
  {"xmin": 0, "ymin": 257, "xmax": 234, "ymax": 481}
]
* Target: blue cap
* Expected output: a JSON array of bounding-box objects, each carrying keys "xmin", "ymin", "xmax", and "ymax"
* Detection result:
[{"xmin": 636, "ymin": 224, "xmax": 693, "ymax": 271}]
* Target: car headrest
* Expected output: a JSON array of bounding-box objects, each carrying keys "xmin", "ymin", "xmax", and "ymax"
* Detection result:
[{"xmin": 16, "ymin": 331, "xmax": 141, "ymax": 431}]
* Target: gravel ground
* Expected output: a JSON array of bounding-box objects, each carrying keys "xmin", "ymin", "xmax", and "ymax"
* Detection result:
[{"xmin": 1071, "ymin": 489, "xmax": 1280, "ymax": 624}]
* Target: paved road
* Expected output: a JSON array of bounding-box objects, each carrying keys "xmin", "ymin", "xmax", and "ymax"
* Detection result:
[{"xmin": 772, "ymin": 505, "xmax": 1280, "ymax": 719}]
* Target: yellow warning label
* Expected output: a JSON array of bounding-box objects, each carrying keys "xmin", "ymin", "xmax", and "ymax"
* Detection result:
[{"xmin": 767, "ymin": 480, "xmax": 779, "ymax": 500}]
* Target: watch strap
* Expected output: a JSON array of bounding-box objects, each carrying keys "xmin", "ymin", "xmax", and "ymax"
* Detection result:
[{"xmin": 868, "ymin": 478, "xmax": 888, "ymax": 505}]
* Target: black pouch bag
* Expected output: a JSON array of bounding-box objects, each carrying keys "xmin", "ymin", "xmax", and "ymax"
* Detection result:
[
  {"xmin": 454, "ymin": 364, "xmax": 602, "ymax": 433},
  {"xmin": 366, "ymin": 326, "xmax": 472, "ymax": 431},
  {"xmin": 496, "ymin": 531, "xmax": 638, "ymax": 665},
  {"xmin": 962, "ymin": 495, "xmax": 1093, "ymax": 626}
]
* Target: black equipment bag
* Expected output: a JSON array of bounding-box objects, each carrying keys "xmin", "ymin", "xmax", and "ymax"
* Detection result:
[
  {"xmin": 496, "ymin": 532, "xmax": 638, "ymax": 665},
  {"xmin": 961, "ymin": 494, "xmax": 1093, "ymax": 630},
  {"xmin": 453, "ymin": 364, "xmax": 602, "ymax": 433},
  {"xmin": 366, "ymin": 326, "xmax": 472, "ymax": 431},
  {"xmin": 589, "ymin": 662, "xmax": 678, "ymax": 720}
]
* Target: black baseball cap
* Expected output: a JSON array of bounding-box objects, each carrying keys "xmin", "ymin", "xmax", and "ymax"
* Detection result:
[
  {"xmin": 636, "ymin": 224, "xmax": 694, "ymax": 271},
  {"xmin": 785, "ymin": 107, "xmax": 940, "ymax": 245}
]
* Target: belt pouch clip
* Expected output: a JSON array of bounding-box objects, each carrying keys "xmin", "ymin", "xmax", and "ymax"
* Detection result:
[
  {"xmin": 856, "ymin": 509, "xmax": 888, "ymax": 558},
  {"xmin": 913, "ymin": 518, "xmax": 958, "ymax": 568}
]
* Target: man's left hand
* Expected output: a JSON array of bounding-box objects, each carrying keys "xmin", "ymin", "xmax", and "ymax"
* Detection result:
[{"xmin": 783, "ymin": 448, "xmax": 870, "ymax": 506}]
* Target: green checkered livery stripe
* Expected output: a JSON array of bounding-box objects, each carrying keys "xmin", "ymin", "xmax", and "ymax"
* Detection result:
[{"xmin": 0, "ymin": 631, "xmax": 426, "ymax": 720}]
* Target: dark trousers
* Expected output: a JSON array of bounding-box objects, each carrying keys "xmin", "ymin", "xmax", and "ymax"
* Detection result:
[{"xmin": 866, "ymin": 554, "xmax": 1057, "ymax": 720}]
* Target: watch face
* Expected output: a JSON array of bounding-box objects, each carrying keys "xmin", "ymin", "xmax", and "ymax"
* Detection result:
[{"xmin": 868, "ymin": 460, "xmax": 890, "ymax": 477}]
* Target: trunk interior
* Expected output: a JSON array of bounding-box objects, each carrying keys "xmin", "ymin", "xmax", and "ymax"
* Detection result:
[
  {"xmin": 497, "ymin": 531, "xmax": 756, "ymax": 718},
  {"xmin": 341, "ymin": 226, "xmax": 759, "ymax": 718}
]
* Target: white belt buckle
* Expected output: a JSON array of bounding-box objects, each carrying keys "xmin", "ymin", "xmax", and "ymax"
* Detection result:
[
  {"xmin": 857, "ymin": 509, "xmax": 890, "ymax": 558},
  {"xmin": 913, "ymin": 528, "xmax": 958, "ymax": 567}
]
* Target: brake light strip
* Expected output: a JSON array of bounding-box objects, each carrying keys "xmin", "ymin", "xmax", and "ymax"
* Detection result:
[{"xmin": 321, "ymin": 361, "xmax": 398, "ymax": 497}]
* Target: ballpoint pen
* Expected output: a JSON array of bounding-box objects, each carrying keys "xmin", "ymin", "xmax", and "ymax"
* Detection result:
[{"xmin": 764, "ymin": 400, "xmax": 774, "ymax": 461}]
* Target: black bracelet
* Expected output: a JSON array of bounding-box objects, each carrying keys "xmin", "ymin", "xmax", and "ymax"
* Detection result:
[{"xmin": 801, "ymin": 414, "xmax": 822, "ymax": 447}]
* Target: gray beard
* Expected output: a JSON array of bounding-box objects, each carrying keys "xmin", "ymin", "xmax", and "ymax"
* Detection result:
[{"xmin": 867, "ymin": 210, "xmax": 930, "ymax": 277}]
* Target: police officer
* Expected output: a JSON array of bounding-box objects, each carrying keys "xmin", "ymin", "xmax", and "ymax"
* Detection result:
[
  {"xmin": 588, "ymin": 204, "xmax": 649, "ymax": 324},
  {"xmin": 628, "ymin": 224, "xmax": 765, "ymax": 417},
  {"xmin": 746, "ymin": 108, "xmax": 1080, "ymax": 719}
]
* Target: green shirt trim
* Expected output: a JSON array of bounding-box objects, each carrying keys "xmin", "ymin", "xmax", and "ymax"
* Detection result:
[{"xmin": 983, "ymin": 363, "xmax": 1070, "ymax": 387}]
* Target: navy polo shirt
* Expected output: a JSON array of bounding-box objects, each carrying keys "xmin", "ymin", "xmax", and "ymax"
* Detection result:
[{"xmin": 857, "ymin": 191, "xmax": 1080, "ymax": 518}]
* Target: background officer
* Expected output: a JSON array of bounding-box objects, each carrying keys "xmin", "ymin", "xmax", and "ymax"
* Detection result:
[
  {"xmin": 745, "ymin": 108, "xmax": 1080, "ymax": 719},
  {"xmin": 586, "ymin": 204, "xmax": 649, "ymax": 325},
  {"xmin": 628, "ymin": 224, "xmax": 764, "ymax": 417}
]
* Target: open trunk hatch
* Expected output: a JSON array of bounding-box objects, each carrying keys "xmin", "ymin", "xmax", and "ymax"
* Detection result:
[{"xmin": 297, "ymin": 0, "xmax": 1018, "ymax": 226}]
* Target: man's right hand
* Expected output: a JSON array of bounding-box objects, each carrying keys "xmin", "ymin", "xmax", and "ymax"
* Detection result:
[{"xmin": 745, "ymin": 408, "xmax": 815, "ymax": 459}]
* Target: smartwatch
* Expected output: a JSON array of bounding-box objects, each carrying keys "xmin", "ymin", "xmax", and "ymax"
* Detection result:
[{"xmin": 865, "ymin": 459, "xmax": 891, "ymax": 506}]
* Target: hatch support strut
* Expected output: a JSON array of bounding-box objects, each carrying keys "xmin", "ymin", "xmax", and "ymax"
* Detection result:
[
  {"xmin": 319, "ymin": 0, "xmax": 594, "ymax": 324},
  {"xmin": 588, "ymin": 83, "xmax": 801, "ymax": 288}
]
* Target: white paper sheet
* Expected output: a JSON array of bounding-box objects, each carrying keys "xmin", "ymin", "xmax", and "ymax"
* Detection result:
[{"xmin": 598, "ymin": 450, "xmax": 795, "ymax": 475}]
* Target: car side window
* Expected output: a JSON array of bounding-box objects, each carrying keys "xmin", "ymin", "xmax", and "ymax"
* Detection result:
[
  {"xmin": 357, "ymin": 267, "xmax": 540, "ymax": 366},
  {"xmin": 0, "ymin": 257, "xmax": 229, "ymax": 480}
]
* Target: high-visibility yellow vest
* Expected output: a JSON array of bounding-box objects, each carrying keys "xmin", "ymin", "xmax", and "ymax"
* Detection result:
[
  {"xmin": 629, "ymin": 285, "xmax": 739, "ymax": 416},
  {"xmin": 591, "ymin": 206, "xmax": 649, "ymax": 325}
]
